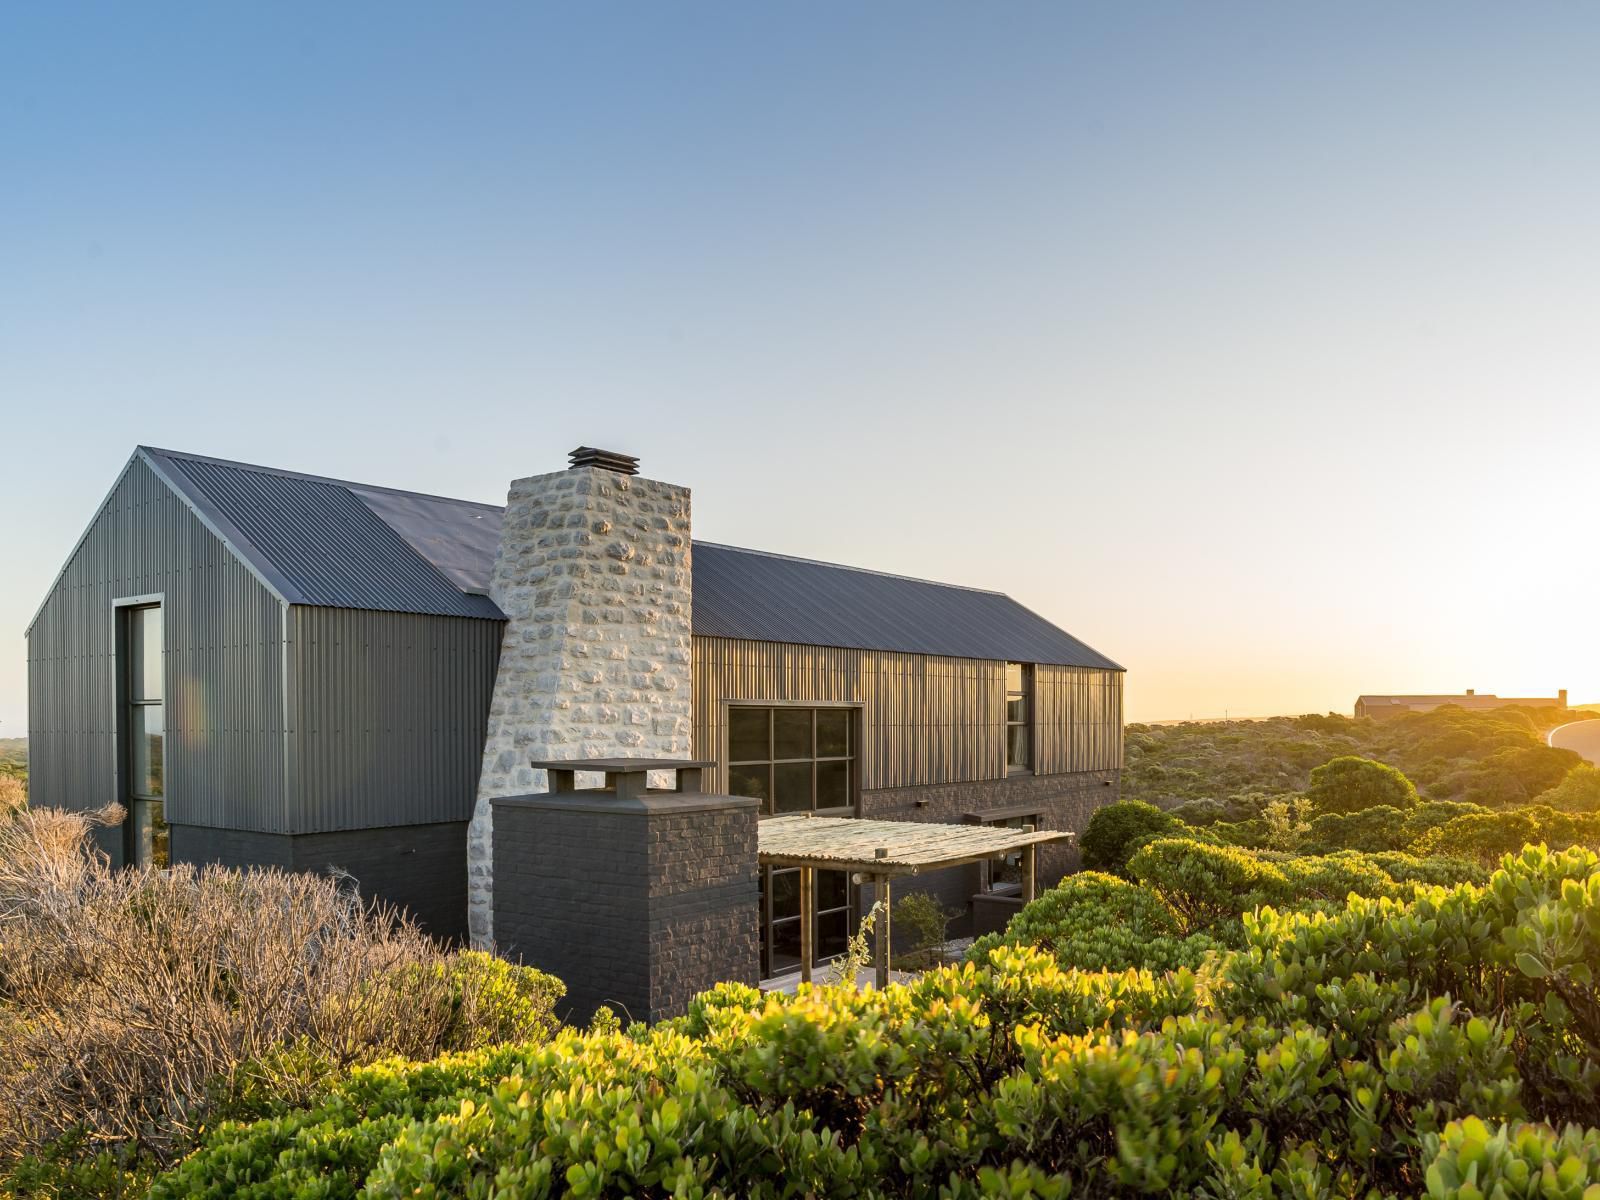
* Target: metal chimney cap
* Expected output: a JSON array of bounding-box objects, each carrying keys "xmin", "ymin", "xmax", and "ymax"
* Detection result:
[{"xmin": 568, "ymin": 446, "xmax": 640, "ymax": 475}]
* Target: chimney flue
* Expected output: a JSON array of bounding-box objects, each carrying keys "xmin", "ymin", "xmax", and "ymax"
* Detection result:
[{"xmin": 568, "ymin": 446, "xmax": 639, "ymax": 475}]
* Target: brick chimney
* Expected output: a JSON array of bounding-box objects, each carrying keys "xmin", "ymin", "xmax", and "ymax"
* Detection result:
[{"xmin": 465, "ymin": 448, "xmax": 693, "ymax": 948}]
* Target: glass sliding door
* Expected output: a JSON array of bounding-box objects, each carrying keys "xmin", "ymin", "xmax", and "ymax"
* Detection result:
[{"xmin": 727, "ymin": 704, "xmax": 858, "ymax": 976}]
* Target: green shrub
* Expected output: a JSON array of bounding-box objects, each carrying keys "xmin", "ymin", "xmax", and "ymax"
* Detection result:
[
  {"xmin": 1410, "ymin": 805, "xmax": 1600, "ymax": 866},
  {"xmin": 1078, "ymin": 800, "xmax": 1176, "ymax": 876},
  {"xmin": 1536, "ymin": 764, "xmax": 1600, "ymax": 813},
  {"xmin": 154, "ymin": 847, "xmax": 1600, "ymax": 1199},
  {"xmin": 1306, "ymin": 755, "xmax": 1419, "ymax": 815},
  {"xmin": 966, "ymin": 871, "xmax": 1224, "ymax": 972},
  {"xmin": 1128, "ymin": 837, "xmax": 1290, "ymax": 933},
  {"xmin": 1300, "ymin": 801, "xmax": 1481, "ymax": 854}
]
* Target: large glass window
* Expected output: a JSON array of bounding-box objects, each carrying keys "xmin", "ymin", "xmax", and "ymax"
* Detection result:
[
  {"xmin": 1006, "ymin": 662, "xmax": 1033, "ymax": 772},
  {"xmin": 728, "ymin": 705, "xmax": 858, "ymax": 975},
  {"xmin": 124, "ymin": 605, "xmax": 168, "ymax": 868},
  {"xmin": 726, "ymin": 706, "xmax": 855, "ymax": 816}
]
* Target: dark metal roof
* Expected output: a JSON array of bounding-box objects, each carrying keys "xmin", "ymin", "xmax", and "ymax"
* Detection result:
[
  {"xmin": 130, "ymin": 447, "xmax": 1122, "ymax": 668},
  {"xmin": 692, "ymin": 543, "xmax": 1122, "ymax": 669},
  {"xmin": 142, "ymin": 448, "xmax": 504, "ymax": 620}
]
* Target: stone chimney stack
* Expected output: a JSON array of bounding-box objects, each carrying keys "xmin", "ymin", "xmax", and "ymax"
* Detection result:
[
  {"xmin": 1560, "ymin": 689, "xmax": 1569, "ymax": 707},
  {"xmin": 466, "ymin": 448, "xmax": 693, "ymax": 948}
]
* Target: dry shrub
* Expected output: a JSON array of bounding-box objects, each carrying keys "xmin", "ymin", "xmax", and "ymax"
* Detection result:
[
  {"xmin": 0, "ymin": 775, "xmax": 25, "ymax": 816},
  {"xmin": 0, "ymin": 805, "xmax": 562, "ymax": 1164}
]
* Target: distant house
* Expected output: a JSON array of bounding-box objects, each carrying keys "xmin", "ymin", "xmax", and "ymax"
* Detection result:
[
  {"xmin": 27, "ymin": 445, "xmax": 1124, "ymax": 971},
  {"xmin": 1354, "ymin": 689, "xmax": 1568, "ymax": 720}
]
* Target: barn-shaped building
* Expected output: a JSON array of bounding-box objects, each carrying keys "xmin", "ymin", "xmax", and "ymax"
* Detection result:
[{"xmin": 28, "ymin": 446, "xmax": 1123, "ymax": 966}]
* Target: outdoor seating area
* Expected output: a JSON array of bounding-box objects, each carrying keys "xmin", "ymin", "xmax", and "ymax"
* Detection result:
[{"xmin": 757, "ymin": 814, "xmax": 1074, "ymax": 986}]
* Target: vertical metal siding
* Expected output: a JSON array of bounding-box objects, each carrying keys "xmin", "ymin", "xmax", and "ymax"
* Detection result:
[
  {"xmin": 1034, "ymin": 663, "xmax": 1125, "ymax": 775},
  {"xmin": 26, "ymin": 459, "xmax": 288, "ymax": 831},
  {"xmin": 287, "ymin": 606, "xmax": 501, "ymax": 832},
  {"xmin": 692, "ymin": 637, "xmax": 1122, "ymax": 791},
  {"xmin": 691, "ymin": 637, "xmax": 1124, "ymax": 790}
]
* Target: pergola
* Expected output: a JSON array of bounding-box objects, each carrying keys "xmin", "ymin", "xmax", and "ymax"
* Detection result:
[{"xmin": 758, "ymin": 814, "xmax": 1074, "ymax": 987}]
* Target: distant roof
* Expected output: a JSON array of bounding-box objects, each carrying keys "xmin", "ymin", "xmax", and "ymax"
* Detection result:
[
  {"xmin": 128, "ymin": 447, "xmax": 1121, "ymax": 670},
  {"xmin": 1356, "ymin": 694, "xmax": 1561, "ymax": 708}
]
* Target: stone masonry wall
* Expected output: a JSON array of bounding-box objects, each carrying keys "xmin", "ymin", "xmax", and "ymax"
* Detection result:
[{"xmin": 467, "ymin": 467, "xmax": 693, "ymax": 947}]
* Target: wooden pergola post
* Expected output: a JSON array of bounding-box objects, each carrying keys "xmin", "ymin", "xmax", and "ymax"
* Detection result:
[
  {"xmin": 873, "ymin": 848, "xmax": 891, "ymax": 989},
  {"xmin": 1022, "ymin": 824, "xmax": 1037, "ymax": 904},
  {"xmin": 799, "ymin": 866, "xmax": 814, "ymax": 985}
]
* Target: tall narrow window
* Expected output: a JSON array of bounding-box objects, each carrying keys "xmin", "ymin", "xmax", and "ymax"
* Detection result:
[
  {"xmin": 125, "ymin": 605, "xmax": 168, "ymax": 867},
  {"xmin": 1006, "ymin": 662, "xmax": 1033, "ymax": 772}
]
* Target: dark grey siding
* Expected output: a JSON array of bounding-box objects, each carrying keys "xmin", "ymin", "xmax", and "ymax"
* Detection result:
[
  {"xmin": 285, "ymin": 606, "xmax": 502, "ymax": 832},
  {"xmin": 27, "ymin": 458, "xmax": 288, "ymax": 848},
  {"xmin": 172, "ymin": 821, "xmax": 469, "ymax": 941}
]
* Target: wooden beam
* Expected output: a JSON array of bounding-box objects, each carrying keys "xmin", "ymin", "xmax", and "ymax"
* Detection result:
[
  {"xmin": 799, "ymin": 866, "xmax": 814, "ymax": 985},
  {"xmin": 1022, "ymin": 842, "xmax": 1037, "ymax": 904},
  {"xmin": 873, "ymin": 871, "xmax": 892, "ymax": 989}
]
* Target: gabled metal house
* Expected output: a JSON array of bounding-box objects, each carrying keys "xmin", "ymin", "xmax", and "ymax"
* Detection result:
[
  {"xmin": 29, "ymin": 446, "xmax": 1125, "ymax": 950},
  {"xmin": 27, "ymin": 448, "xmax": 503, "ymax": 937}
]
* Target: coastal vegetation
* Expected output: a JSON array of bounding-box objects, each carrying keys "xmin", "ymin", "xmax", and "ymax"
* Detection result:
[{"xmin": 7, "ymin": 704, "xmax": 1600, "ymax": 1196}]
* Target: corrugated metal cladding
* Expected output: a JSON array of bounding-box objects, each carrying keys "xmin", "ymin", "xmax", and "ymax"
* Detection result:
[
  {"xmin": 145, "ymin": 448, "xmax": 504, "ymax": 621},
  {"xmin": 692, "ymin": 636, "xmax": 1124, "ymax": 793},
  {"xmin": 286, "ymin": 607, "xmax": 500, "ymax": 832},
  {"xmin": 133, "ymin": 449, "xmax": 1118, "ymax": 669},
  {"xmin": 26, "ymin": 459, "xmax": 288, "ymax": 837},
  {"xmin": 692, "ymin": 543, "xmax": 1123, "ymax": 670}
]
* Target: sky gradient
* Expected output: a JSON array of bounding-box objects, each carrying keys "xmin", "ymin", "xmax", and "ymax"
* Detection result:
[{"xmin": 3, "ymin": 3, "xmax": 1598, "ymax": 732}]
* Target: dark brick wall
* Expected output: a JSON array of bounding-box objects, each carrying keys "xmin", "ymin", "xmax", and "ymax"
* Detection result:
[
  {"xmin": 290, "ymin": 823, "xmax": 469, "ymax": 944},
  {"xmin": 857, "ymin": 768, "xmax": 1120, "ymax": 942},
  {"xmin": 645, "ymin": 805, "xmax": 760, "ymax": 1019},
  {"xmin": 493, "ymin": 792, "xmax": 759, "ymax": 1025},
  {"xmin": 169, "ymin": 821, "xmax": 469, "ymax": 943}
]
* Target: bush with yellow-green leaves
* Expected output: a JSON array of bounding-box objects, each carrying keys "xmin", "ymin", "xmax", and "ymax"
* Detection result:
[{"xmin": 150, "ymin": 846, "xmax": 1600, "ymax": 1198}]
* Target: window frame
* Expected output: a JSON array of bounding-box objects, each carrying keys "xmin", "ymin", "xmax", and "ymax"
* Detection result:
[
  {"xmin": 114, "ymin": 596, "xmax": 168, "ymax": 868},
  {"xmin": 721, "ymin": 700, "xmax": 862, "ymax": 818},
  {"xmin": 969, "ymin": 807, "xmax": 1043, "ymax": 896},
  {"xmin": 1005, "ymin": 662, "xmax": 1034, "ymax": 774}
]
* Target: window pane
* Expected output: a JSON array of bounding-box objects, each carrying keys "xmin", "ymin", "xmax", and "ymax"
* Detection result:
[
  {"xmin": 816, "ymin": 759, "xmax": 850, "ymax": 810},
  {"xmin": 770, "ymin": 919, "xmax": 801, "ymax": 972},
  {"xmin": 1007, "ymin": 696, "xmax": 1029, "ymax": 723},
  {"xmin": 1007, "ymin": 723, "xmax": 1030, "ymax": 769},
  {"xmin": 727, "ymin": 764, "xmax": 770, "ymax": 806},
  {"xmin": 770, "ymin": 869, "xmax": 800, "ymax": 920},
  {"xmin": 773, "ymin": 761, "xmax": 813, "ymax": 813},
  {"xmin": 816, "ymin": 709, "xmax": 849, "ymax": 757},
  {"xmin": 151, "ymin": 800, "xmax": 170, "ymax": 869},
  {"xmin": 773, "ymin": 708, "xmax": 812, "ymax": 759},
  {"xmin": 817, "ymin": 869, "xmax": 849, "ymax": 911},
  {"xmin": 1006, "ymin": 662, "xmax": 1025, "ymax": 693},
  {"xmin": 728, "ymin": 708, "xmax": 770, "ymax": 762},
  {"xmin": 131, "ymin": 704, "xmax": 164, "ymax": 798},
  {"xmin": 816, "ymin": 909, "xmax": 850, "ymax": 961},
  {"xmin": 130, "ymin": 607, "xmax": 163, "ymax": 701}
]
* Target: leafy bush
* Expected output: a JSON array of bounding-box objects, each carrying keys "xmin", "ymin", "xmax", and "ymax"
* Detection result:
[
  {"xmin": 1078, "ymin": 800, "xmax": 1176, "ymax": 876},
  {"xmin": 966, "ymin": 871, "xmax": 1224, "ymax": 972},
  {"xmin": 1128, "ymin": 837, "xmax": 1291, "ymax": 933},
  {"xmin": 891, "ymin": 891, "xmax": 957, "ymax": 970},
  {"xmin": 1410, "ymin": 805, "xmax": 1600, "ymax": 866},
  {"xmin": 0, "ymin": 805, "xmax": 565, "ymax": 1175},
  {"xmin": 1536, "ymin": 764, "xmax": 1600, "ymax": 813},
  {"xmin": 157, "ymin": 847, "xmax": 1600, "ymax": 1199},
  {"xmin": 1306, "ymin": 754, "xmax": 1419, "ymax": 815},
  {"xmin": 1300, "ymin": 799, "xmax": 1484, "ymax": 854}
]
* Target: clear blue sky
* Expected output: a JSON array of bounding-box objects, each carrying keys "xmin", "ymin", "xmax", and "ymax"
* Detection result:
[{"xmin": 4, "ymin": 2, "xmax": 1598, "ymax": 732}]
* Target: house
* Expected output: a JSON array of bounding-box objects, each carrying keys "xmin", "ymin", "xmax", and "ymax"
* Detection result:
[
  {"xmin": 1354, "ymin": 689, "xmax": 1568, "ymax": 720},
  {"xmin": 27, "ymin": 446, "xmax": 1124, "ymax": 969}
]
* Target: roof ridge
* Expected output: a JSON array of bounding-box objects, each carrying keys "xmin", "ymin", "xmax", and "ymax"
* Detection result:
[
  {"xmin": 138, "ymin": 446, "xmax": 506, "ymax": 512},
  {"xmin": 692, "ymin": 540, "xmax": 1006, "ymax": 596}
]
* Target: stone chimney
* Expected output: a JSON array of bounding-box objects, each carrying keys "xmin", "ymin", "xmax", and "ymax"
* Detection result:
[
  {"xmin": 1560, "ymin": 689, "xmax": 1569, "ymax": 707},
  {"xmin": 466, "ymin": 449, "xmax": 693, "ymax": 948}
]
